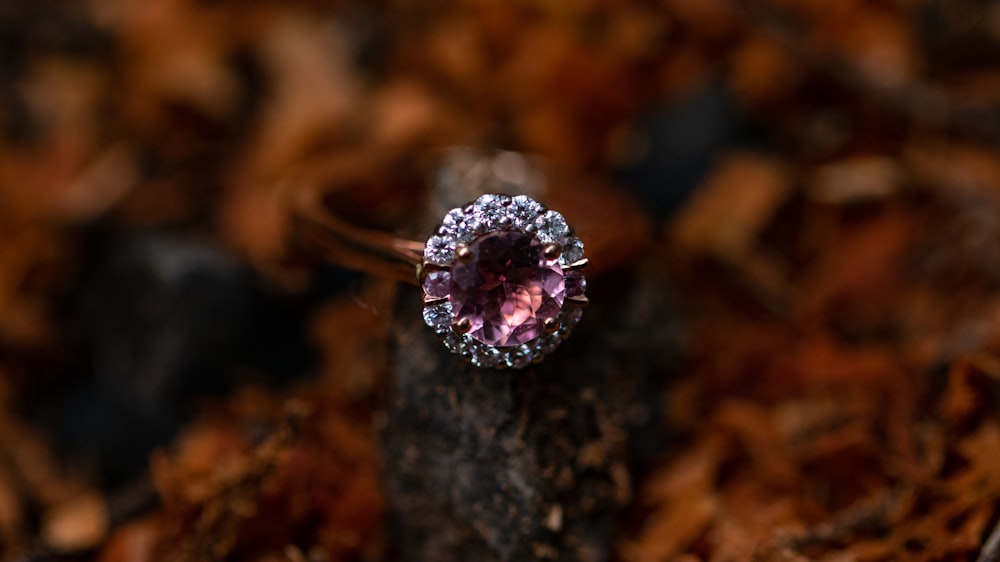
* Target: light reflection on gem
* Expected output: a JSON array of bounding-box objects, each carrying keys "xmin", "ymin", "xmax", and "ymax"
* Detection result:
[{"xmin": 450, "ymin": 231, "xmax": 565, "ymax": 347}]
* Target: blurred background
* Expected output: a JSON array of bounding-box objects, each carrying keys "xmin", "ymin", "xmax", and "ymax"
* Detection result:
[{"xmin": 1, "ymin": 0, "xmax": 1000, "ymax": 560}]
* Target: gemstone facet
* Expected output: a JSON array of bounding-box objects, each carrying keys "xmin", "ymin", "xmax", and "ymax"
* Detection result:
[
  {"xmin": 565, "ymin": 270, "xmax": 587, "ymax": 298},
  {"xmin": 422, "ymin": 270, "xmax": 451, "ymax": 298},
  {"xmin": 449, "ymin": 231, "xmax": 565, "ymax": 347}
]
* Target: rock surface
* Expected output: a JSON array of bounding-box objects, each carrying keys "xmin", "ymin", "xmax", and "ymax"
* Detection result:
[{"xmin": 383, "ymin": 265, "xmax": 680, "ymax": 562}]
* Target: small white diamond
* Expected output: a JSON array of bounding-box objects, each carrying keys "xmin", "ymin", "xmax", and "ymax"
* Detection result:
[
  {"xmin": 442, "ymin": 208, "xmax": 466, "ymax": 228},
  {"xmin": 535, "ymin": 334, "xmax": 562, "ymax": 355},
  {"xmin": 444, "ymin": 333, "xmax": 472, "ymax": 354},
  {"xmin": 440, "ymin": 209, "xmax": 481, "ymax": 242},
  {"xmin": 424, "ymin": 235, "xmax": 456, "ymax": 265},
  {"xmin": 506, "ymin": 344, "xmax": 535, "ymax": 369},
  {"xmin": 535, "ymin": 210, "xmax": 570, "ymax": 244},
  {"xmin": 510, "ymin": 195, "xmax": 543, "ymax": 230},
  {"xmin": 560, "ymin": 238, "xmax": 584, "ymax": 264},
  {"xmin": 423, "ymin": 301, "xmax": 453, "ymax": 331},
  {"xmin": 473, "ymin": 194, "xmax": 511, "ymax": 230},
  {"xmin": 471, "ymin": 345, "xmax": 501, "ymax": 368}
]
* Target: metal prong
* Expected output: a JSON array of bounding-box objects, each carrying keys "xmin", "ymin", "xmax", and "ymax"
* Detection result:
[
  {"xmin": 452, "ymin": 317, "xmax": 472, "ymax": 334},
  {"xmin": 456, "ymin": 244, "xmax": 474, "ymax": 262},
  {"xmin": 565, "ymin": 295, "xmax": 589, "ymax": 307},
  {"xmin": 543, "ymin": 243, "xmax": 562, "ymax": 260},
  {"xmin": 423, "ymin": 295, "xmax": 448, "ymax": 305},
  {"xmin": 566, "ymin": 258, "xmax": 589, "ymax": 271},
  {"xmin": 542, "ymin": 317, "xmax": 560, "ymax": 333}
]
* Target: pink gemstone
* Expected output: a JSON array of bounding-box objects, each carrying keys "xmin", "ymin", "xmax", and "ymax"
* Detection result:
[
  {"xmin": 565, "ymin": 270, "xmax": 587, "ymax": 297},
  {"xmin": 450, "ymin": 231, "xmax": 565, "ymax": 346},
  {"xmin": 422, "ymin": 270, "xmax": 451, "ymax": 298}
]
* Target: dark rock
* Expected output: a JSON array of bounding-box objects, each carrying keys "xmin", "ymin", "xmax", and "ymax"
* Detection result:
[
  {"xmin": 382, "ymin": 264, "xmax": 680, "ymax": 562},
  {"xmin": 614, "ymin": 82, "xmax": 764, "ymax": 219},
  {"xmin": 36, "ymin": 232, "xmax": 355, "ymax": 488}
]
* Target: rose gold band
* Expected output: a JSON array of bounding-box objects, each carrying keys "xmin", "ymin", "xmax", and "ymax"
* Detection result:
[
  {"xmin": 290, "ymin": 181, "xmax": 426, "ymax": 286},
  {"xmin": 286, "ymin": 151, "xmax": 651, "ymax": 284}
]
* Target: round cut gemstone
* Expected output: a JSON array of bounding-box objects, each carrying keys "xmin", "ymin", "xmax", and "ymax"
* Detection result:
[
  {"xmin": 422, "ymin": 301, "xmax": 453, "ymax": 331},
  {"xmin": 422, "ymin": 270, "xmax": 451, "ymax": 298},
  {"xmin": 565, "ymin": 270, "xmax": 587, "ymax": 297},
  {"xmin": 450, "ymin": 231, "xmax": 565, "ymax": 347}
]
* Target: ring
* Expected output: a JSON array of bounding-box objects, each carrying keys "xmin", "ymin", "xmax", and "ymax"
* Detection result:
[
  {"xmin": 419, "ymin": 193, "xmax": 588, "ymax": 368},
  {"xmin": 289, "ymin": 149, "xmax": 646, "ymax": 369}
]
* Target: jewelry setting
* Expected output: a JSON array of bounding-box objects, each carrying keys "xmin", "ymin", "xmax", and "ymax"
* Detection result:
[
  {"xmin": 419, "ymin": 194, "xmax": 588, "ymax": 368},
  {"xmin": 284, "ymin": 147, "xmax": 636, "ymax": 370}
]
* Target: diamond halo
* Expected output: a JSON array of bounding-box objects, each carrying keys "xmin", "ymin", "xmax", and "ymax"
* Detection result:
[{"xmin": 420, "ymin": 194, "xmax": 587, "ymax": 368}]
